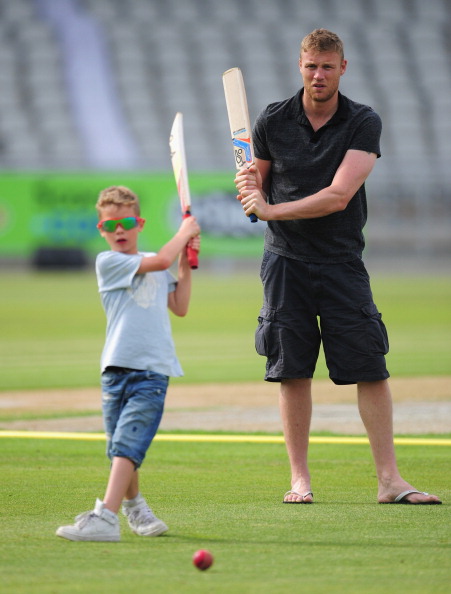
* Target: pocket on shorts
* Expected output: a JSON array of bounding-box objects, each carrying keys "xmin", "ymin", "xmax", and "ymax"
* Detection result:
[
  {"xmin": 101, "ymin": 370, "xmax": 118, "ymax": 388},
  {"xmin": 255, "ymin": 305, "xmax": 276, "ymax": 356},
  {"xmin": 361, "ymin": 303, "xmax": 389, "ymax": 355}
]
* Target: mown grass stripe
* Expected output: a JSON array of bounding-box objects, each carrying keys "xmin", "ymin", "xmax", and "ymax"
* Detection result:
[{"xmin": 0, "ymin": 430, "xmax": 450, "ymax": 446}]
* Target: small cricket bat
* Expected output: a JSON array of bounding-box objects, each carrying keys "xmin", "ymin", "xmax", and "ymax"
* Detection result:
[
  {"xmin": 169, "ymin": 112, "xmax": 199, "ymax": 269},
  {"xmin": 222, "ymin": 67, "xmax": 258, "ymax": 223}
]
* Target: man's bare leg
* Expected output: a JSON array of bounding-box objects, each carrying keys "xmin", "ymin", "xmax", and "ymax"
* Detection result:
[
  {"xmin": 358, "ymin": 380, "xmax": 441, "ymax": 504},
  {"xmin": 279, "ymin": 378, "xmax": 314, "ymax": 503}
]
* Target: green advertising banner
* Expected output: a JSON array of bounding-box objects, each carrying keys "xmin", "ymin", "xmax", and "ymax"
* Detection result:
[{"xmin": 0, "ymin": 172, "xmax": 265, "ymax": 260}]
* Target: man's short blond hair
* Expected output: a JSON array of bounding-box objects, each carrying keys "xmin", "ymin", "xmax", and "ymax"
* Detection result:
[
  {"xmin": 300, "ymin": 28, "xmax": 344, "ymax": 60},
  {"xmin": 96, "ymin": 186, "xmax": 140, "ymax": 217}
]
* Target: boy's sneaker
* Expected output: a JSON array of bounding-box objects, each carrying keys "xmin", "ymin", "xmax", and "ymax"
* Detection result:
[
  {"xmin": 122, "ymin": 495, "xmax": 168, "ymax": 537},
  {"xmin": 56, "ymin": 499, "xmax": 120, "ymax": 542}
]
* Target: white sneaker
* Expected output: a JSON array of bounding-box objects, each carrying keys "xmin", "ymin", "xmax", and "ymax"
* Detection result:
[
  {"xmin": 122, "ymin": 495, "xmax": 168, "ymax": 537},
  {"xmin": 56, "ymin": 499, "xmax": 120, "ymax": 542}
]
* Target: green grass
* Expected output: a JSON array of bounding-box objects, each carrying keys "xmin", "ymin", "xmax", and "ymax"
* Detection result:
[
  {"xmin": 0, "ymin": 269, "xmax": 450, "ymax": 390},
  {"xmin": 0, "ymin": 436, "xmax": 449, "ymax": 594}
]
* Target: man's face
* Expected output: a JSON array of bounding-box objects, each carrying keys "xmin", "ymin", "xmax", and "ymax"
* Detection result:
[{"xmin": 299, "ymin": 50, "xmax": 347, "ymax": 104}]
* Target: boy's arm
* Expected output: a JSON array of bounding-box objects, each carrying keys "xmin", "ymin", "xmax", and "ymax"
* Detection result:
[
  {"xmin": 137, "ymin": 216, "xmax": 200, "ymax": 274},
  {"xmin": 168, "ymin": 236, "xmax": 200, "ymax": 317}
]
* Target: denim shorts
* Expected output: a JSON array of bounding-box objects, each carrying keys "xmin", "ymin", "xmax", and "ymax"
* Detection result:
[
  {"xmin": 101, "ymin": 368, "xmax": 169, "ymax": 468},
  {"xmin": 255, "ymin": 251, "xmax": 390, "ymax": 385}
]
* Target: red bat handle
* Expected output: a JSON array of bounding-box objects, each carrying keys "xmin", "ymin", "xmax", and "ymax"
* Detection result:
[
  {"xmin": 187, "ymin": 245, "xmax": 198, "ymax": 269},
  {"xmin": 183, "ymin": 212, "xmax": 199, "ymax": 270}
]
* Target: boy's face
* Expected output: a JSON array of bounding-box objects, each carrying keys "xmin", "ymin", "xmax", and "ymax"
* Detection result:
[{"xmin": 97, "ymin": 205, "xmax": 145, "ymax": 255}]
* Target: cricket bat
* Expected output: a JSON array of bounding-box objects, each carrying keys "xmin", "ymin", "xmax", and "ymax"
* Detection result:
[
  {"xmin": 222, "ymin": 67, "xmax": 258, "ymax": 223},
  {"xmin": 169, "ymin": 112, "xmax": 199, "ymax": 269}
]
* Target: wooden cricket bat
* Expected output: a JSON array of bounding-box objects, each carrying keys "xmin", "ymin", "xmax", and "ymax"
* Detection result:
[
  {"xmin": 169, "ymin": 112, "xmax": 199, "ymax": 269},
  {"xmin": 222, "ymin": 67, "xmax": 258, "ymax": 223}
]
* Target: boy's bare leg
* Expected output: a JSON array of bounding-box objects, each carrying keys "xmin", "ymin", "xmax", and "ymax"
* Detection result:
[
  {"xmin": 125, "ymin": 467, "xmax": 140, "ymax": 500},
  {"xmin": 357, "ymin": 380, "xmax": 441, "ymax": 503},
  {"xmin": 279, "ymin": 378, "xmax": 313, "ymax": 502},
  {"xmin": 103, "ymin": 456, "xmax": 136, "ymax": 513}
]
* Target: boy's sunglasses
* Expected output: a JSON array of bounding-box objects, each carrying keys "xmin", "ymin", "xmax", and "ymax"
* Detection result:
[{"xmin": 97, "ymin": 216, "xmax": 145, "ymax": 232}]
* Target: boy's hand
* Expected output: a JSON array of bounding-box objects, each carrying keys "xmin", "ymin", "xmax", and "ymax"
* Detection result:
[
  {"xmin": 179, "ymin": 216, "xmax": 200, "ymax": 269},
  {"xmin": 188, "ymin": 235, "xmax": 201, "ymax": 253},
  {"xmin": 179, "ymin": 215, "xmax": 201, "ymax": 239}
]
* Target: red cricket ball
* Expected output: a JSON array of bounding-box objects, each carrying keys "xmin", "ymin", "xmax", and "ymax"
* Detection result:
[{"xmin": 193, "ymin": 549, "xmax": 214, "ymax": 571}]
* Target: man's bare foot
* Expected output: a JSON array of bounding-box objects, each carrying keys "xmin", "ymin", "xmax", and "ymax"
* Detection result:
[
  {"xmin": 283, "ymin": 490, "xmax": 314, "ymax": 504},
  {"xmin": 378, "ymin": 484, "xmax": 441, "ymax": 504}
]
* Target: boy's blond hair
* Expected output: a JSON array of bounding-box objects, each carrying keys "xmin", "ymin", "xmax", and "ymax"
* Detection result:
[
  {"xmin": 96, "ymin": 186, "xmax": 140, "ymax": 217},
  {"xmin": 300, "ymin": 29, "xmax": 344, "ymax": 60}
]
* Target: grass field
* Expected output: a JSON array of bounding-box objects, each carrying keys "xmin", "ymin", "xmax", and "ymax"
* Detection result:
[
  {"xmin": 1, "ymin": 268, "xmax": 450, "ymax": 592},
  {"xmin": 0, "ymin": 435, "xmax": 449, "ymax": 594},
  {"xmin": 1, "ymin": 268, "xmax": 450, "ymax": 390}
]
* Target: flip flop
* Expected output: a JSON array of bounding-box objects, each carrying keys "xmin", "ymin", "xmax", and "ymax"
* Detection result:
[
  {"xmin": 283, "ymin": 490, "xmax": 314, "ymax": 504},
  {"xmin": 380, "ymin": 489, "xmax": 442, "ymax": 505}
]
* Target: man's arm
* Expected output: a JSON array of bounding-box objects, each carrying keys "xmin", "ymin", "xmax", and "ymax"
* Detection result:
[{"xmin": 236, "ymin": 150, "xmax": 377, "ymax": 221}]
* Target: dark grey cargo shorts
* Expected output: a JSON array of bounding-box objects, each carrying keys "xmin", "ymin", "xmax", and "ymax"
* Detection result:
[{"xmin": 255, "ymin": 251, "xmax": 390, "ymax": 385}]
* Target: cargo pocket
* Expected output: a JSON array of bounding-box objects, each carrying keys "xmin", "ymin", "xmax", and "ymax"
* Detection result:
[
  {"xmin": 255, "ymin": 305, "xmax": 277, "ymax": 357},
  {"xmin": 361, "ymin": 303, "xmax": 389, "ymax": 355}
]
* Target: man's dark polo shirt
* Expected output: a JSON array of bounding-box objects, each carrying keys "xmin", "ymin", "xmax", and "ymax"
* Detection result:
[{"xmin": 253, "ymin": 89, "xmax": 382, "ymax": 263}]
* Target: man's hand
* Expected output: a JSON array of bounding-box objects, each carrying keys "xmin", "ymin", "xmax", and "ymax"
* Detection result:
[
  {"xmin": 234, "ymin": 163, "xmax": 262, "ymax": 194},
  {"xmin": 234, "ymin": 163, "xmax": 272, "ymax": 220},
  {"xmin": 238, "ymin": 189, "xmax": 272, "ymax": 221}
]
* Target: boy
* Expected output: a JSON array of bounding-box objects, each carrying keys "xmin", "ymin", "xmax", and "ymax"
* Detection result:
[{"xmin": 56, "ymin": 185, "xmax": 201, "ymax": 541}]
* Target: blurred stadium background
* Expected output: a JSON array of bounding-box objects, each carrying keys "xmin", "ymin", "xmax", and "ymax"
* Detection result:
[{"xmin": 0, "ymin": 0, "xmax": 450, "ymax": 266}]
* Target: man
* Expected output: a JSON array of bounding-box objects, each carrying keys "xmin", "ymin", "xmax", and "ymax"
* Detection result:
[{"xmin": 235, "ymin": 29, "xmax": 441, "ymax": 505}]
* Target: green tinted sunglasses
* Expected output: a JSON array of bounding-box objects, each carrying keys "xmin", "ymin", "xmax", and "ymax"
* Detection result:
[{"xmin": 97, "ymin": 216, "xmax": 145, "ymax": 232}]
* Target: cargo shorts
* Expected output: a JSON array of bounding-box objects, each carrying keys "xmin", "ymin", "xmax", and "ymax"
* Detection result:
[{"xmin": 255, "ymin": 251, "xmax": 390, "ymax": 385}]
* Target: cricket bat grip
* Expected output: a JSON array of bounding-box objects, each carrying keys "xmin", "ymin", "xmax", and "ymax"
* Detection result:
[
  {"xmin": 183, "ymin": 212, "xmax": 199, "ymax": 269},
  {"xmin": 186, "ymin": 244, "xmax": 198, "ymax": 269},
  {"xmin": 243, "ymin": 163, "xmax": 257, "ymax": 223}
]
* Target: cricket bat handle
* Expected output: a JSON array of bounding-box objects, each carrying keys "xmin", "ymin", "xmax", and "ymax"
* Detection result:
[
  {"xmin": 183, "ymin": 212, "xmax": 199, "ymax": 269},
  {"xmin": 236, "ymin": 157, "xmax": 258, "ymax": 223}
]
